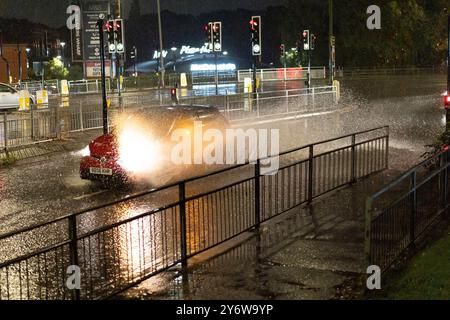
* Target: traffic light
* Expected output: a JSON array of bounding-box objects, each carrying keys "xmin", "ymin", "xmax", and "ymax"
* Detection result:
[
  {"xmin": 212, "ymin": 22, "xmax": 222, "ymax": 52},
  {"xmin": 115, "ymin": 19, "xmax": 125, "ymax": 54},
  {"xmin": 310, "ymin": 33, "xmax": 317, "ymax": 50},
  {"xmin": 280, "ymin": 44, "xmax": 285, "ymax": 56},
  {"xmin": 204, "ymin": 23, "xmax": 213, "ymax": 50},
  {"xmin": 171, "ymin": 87, "xmax": 178, "ymax": 103},
  {"xmin": 105, "ymin": 20, "xmax": 116, "ymax": 54},
  {"xmin": 303, "ymin": 30, "xmax": 310, "ymax": 51},
  {"xmin": 130, "ymin": 46, "xmax": 136, "ymax": 59},
  {"xmin": 250, "ymin": 16, "xmax": 261, "ymax": 56}
]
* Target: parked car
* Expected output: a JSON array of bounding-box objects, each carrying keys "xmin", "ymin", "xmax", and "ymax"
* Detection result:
[
  {"xmin": 80, "ymin": 105, "xmax": 230, "ymax": 185},
  {"xmin": 0, "ymin": 83, "xmax": 36, "ymax": 110}
]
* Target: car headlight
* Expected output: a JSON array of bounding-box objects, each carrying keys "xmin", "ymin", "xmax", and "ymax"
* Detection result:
[{"xmin": 117, "ymin": 127, "xmax": 162, "ymax": 174}]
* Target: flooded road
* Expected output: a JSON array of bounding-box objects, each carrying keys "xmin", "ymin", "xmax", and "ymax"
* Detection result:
[
  {"xmin": 0, "ymin": 74, "xmax": 446, "ymax": 233},
  {"xmin": 0, "ymin": 73, "xmax": 447, "ymax": 299}
]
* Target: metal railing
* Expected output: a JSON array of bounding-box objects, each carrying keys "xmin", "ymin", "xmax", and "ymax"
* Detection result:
[
  {"xmin": 365, "ymin": 150, "xmax": 450, "ymax": 272},
  {"xmin": 237, "ymin": 67, "xmax": 326, "ymax": 82},
  {"xmin": 1, "ymin": 87, "xmax": 338, "ymax": 153},
  {"xmin": 0, "ymin": 126, "xmax": 389, "ymax": 299},
  {"xmin": 342, "ymin": 66, "xmax": 443, "ymax": 78}
]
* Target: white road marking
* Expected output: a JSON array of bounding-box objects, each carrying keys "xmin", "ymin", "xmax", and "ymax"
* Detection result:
[{"xmin": 73, "ymin": 190, "xmax": 108, "ymax": 200}]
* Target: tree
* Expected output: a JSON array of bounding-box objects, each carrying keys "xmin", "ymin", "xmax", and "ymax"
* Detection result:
[{"xmin": 43, "ymin": 58, "xmax": 68, "ymax": 80}]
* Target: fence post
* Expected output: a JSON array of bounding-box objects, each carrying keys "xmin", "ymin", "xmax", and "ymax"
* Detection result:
[
  {"xmin": 285, "ymin": 90, "xmax": 289, "ymax": 113},
  {"xmin": 55, "ymin": 105, "xmax": 60, "ymax": 139},
  {"xmin": 308, "ymin": 145, "xmax": 314, "ymax": 204},
  {"xmin": 351, "ymin": 134, "xmax": 357, "ymax": 184},
  {"xmin": 3, "ymin": 112, "xmax": 8, "ymax": 154},
  {"xmin": 312, "ymin": 87, "xmax": 315, "ymax": 111},
  {"xmin": 409, "ymin": 171, "xmax": 417, "ymax": 248},
  {"xmin": 79, "ymin": 102, "xmax": 84, "ymax": 131},
  {"xmin": 179, "ymin": 181, "xmax": 188, "ymax": 268},
  {"xmin": 444, "ymin": 150, "xmax": 449, "ymax": 212},
  {"xmin": 68, "ymin": 215, "xmax": 81, "ymax": 300},
  {"xmin": 385, "ymin": 127, "xmax": 390, "ymax": 169},
  {"xmin": 254, "ymin": 159, "xmax": 261, "ymax": 228},
  {"xmin": 30, "ymin": 103, "xmax": 34, "ymax": 140},
  {"xmin": 225, "ymin": 90, "xmax": 229, "ymax": 111},
  {"xmin": 364, "ymin": 196, "xmax": 373, "ymax": 267}
]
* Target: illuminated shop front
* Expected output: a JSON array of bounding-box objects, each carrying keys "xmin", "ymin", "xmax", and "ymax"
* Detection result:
[{"xmin": 126, "ymin": 44, "xmax": 248, "ymax": 79}]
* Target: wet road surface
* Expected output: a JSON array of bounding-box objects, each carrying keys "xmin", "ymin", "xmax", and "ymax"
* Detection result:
[{"xmin": 0, "ymin": 73, "xmax": 447, "ymax": 299}]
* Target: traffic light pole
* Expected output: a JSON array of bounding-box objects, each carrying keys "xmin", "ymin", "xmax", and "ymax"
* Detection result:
[
  {"xmin": 329, "ymin": 0, "xmax": 334, "ymax": 85},
  {"xmin": 447, "ymin": 14, "xmax": 449, "ymax": 94},
  {"xmin": 157, "ymin": 0, "xmax": 165, "ymax": 89},
  {"xmin": 215, "ymin": 52, "xmax": 219, "ymax": 95},
  {"xmin": 308, "ymin": 51, "xmax": 311, "ymax": 89},
  {"xmin": 98, "ymin": 18, "xmax": 109, "ymax": 135},
  {"xmin": 252, "ymin": 56, "xmax": 257, "ymax": 99},
  {"xmin": 446, "ymin": 14, "xmax": 450, "ymax": 130}
]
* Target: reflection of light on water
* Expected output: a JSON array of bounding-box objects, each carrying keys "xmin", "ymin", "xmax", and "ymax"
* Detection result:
[{"xmin": 72, "ymin": 145, "xmax": 90, "ymax": 157}]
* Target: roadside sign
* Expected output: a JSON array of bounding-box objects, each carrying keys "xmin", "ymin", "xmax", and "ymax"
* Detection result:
[
  {"xmin": 82, "ymin": 0, "xmax": 111, "ymax": 61},
  {"xmin": 180, "ymin": 73, "xmax": 188, "ymax": 88},
  {"xmin": 36, "ymin": 90, "xmax": 49, "ymax": 107},
  {"xmin": 85, "ymin": 60, "xmax": 112, "ymax": 78},
  {"xmin": 61, "ymin": 80, "xmax": 69, "ymax": 95},
  {"xmin": 19, "ymin": 90, "xmax": 30, "ymax": 111}
]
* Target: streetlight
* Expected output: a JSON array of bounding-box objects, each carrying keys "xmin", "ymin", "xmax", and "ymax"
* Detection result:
[
  {"xmin": 26, "ymin": 48, "xmax": 31, "ymax": 69},
  {"xmin": 60, "ymin": 42, "xmax": 66, "ymax": 67},
  {"xmin": 223, "ymin": 51, "xmax": 228, "ymax": 56},
  {"xmin": 329, "ymin": 0, "xmax": 334, "ymax": 85},
  {"xmin": 171, "ymin": 47, "xmax": 177, "ymax": 72},
  {"xmin": 157, "ymin": 0, "xmax": 165, "ymax": 88}
]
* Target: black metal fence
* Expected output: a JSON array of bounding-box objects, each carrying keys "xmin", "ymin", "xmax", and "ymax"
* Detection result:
[
  {"xmin": 365, "ymin": 150, "xmax": 450, "ymax": 272},
  {"xmin": 0, "ymin": 126, "xmax": 389, "ymax": 300}
]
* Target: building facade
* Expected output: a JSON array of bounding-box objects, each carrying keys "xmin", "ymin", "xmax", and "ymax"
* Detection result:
[{"xmin": 0, "ymin": 44, "xmax": 29, "ymax": 83}]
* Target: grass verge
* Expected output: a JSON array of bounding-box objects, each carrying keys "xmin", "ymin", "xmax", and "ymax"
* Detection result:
[{"xmin": 369, "ymin": 225, "xmax": 450, "ymax": 300}]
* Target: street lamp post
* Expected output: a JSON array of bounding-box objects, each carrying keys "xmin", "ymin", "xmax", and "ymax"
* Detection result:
[
  {"xmin": 157, "ymin": 0, "xmax": 165, "ymax": 88},
  {"xmin": 60, "ymin": 42, "xmax": 66, "ymax": 67},
  {"xmin": 329, "ymin": 0, "xmax": 334, "ymax": 85},
  {"xmin": 171, "ymin": 47, "xmax": 177, "ymax": 72}
]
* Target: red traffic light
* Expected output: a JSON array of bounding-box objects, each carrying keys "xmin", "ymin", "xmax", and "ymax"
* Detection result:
[
  {"xmin": 249, "ymin": 19, "xmax": 258, "ymax": 30},
  {"xmin": 104, "ymin": 20, "xmax": 114, "ymax": 32},
  {"xmin": 445, "ymin": 94, "xmax": 450, "ymax": 108}
]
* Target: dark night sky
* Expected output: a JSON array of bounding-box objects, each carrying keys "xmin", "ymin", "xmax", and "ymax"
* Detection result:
[{"xmin": 0, "ymin": 0, "xmax": 288, "ymax": 27}]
